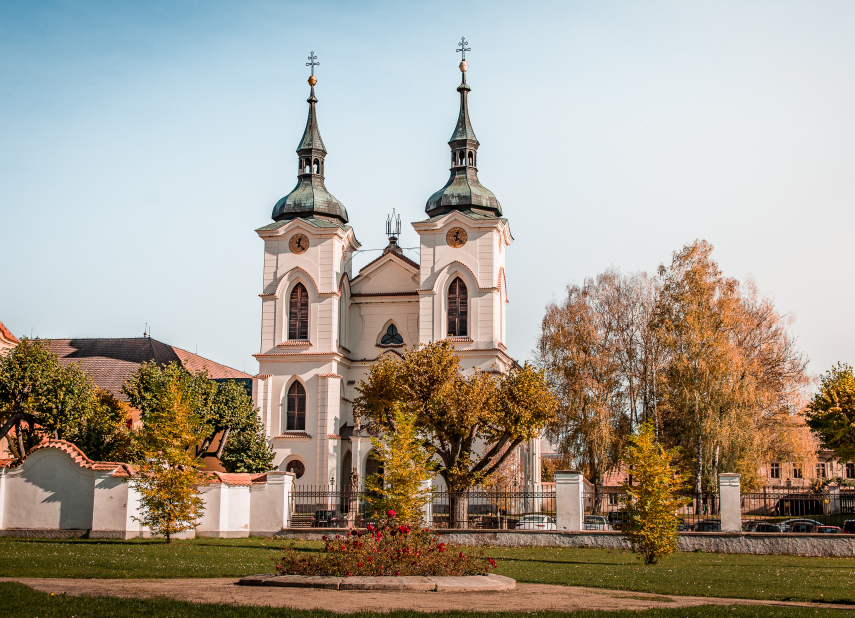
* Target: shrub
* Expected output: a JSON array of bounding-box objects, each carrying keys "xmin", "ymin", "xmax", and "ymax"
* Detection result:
[{"xmin": 275, "ymin": 511, "xmax": 496, "ymax": 577}]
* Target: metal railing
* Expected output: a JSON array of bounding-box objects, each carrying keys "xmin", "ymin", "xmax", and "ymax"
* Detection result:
[
  {"xmin": 429, "ymin": 490, "xmax": 556, "ymax": 529},
  {"xmin": 288, "ymin": 487, "xmax": 557, "ymax": 530},
  {"xmin": 740, "ymin": 487, "xmax": 855, "ymax": 528},
  {"xmin": 583, "ymin": 491, "xmax": 720, "ymax": 530}
]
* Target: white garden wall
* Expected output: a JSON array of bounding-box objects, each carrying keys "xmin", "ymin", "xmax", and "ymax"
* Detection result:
[{"xmin": 0, "ymin": 440, "xmax": 294, "ymax": 539}]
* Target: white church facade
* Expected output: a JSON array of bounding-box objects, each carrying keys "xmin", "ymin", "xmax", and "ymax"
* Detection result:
[{"xmin": 251, "ymin": 53, "xmax": 540, "ymax": 490}]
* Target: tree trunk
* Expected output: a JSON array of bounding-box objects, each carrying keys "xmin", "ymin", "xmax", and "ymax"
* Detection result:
[
  {"xmin": 694, "ymin": 434, "xmax": 704, "ymax": 514},
  {"xmin": 16, "ymin": 419, "xmax": 25, "ymax": 460},
  {"xmin": 449, "ymin": 491, "xmax": 468, "ymax": 529}
]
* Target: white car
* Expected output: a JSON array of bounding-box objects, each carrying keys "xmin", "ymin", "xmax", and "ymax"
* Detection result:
[
  {"xmin": 584, "ymin": 515, "xmax": 613, "ymax": 531},
  {"xmin": 514, "ymin": 514, "xmax": 557, "ymax": 530}
]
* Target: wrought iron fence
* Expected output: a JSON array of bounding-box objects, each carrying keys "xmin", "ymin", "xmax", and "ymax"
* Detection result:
[
  {"xmin": 289, "ymin": 485, "xmax": 371, "ymax": 528},
  {"xmin": 740, "ymin": 487, "xmax": 855, "ymax": 529},
  {"xmin": 288, "ymin": 487, "xmax": 557, "ymax": 530},
  {"xmin": 429, "ymin": 490, "xmax": 557, "ymax": 529},
  {"xmin": 583, "ymin": 491, "xmax": 720, "ymax": 531}
]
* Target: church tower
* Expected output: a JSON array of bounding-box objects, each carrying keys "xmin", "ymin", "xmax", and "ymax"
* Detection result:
[{"xmin": 412, "ymin": 42, "xmax": 514, "ymax": 373}]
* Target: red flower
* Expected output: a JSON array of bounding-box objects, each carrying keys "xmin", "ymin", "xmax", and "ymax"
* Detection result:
[
  {"xmin": 358, "ymin": 562, "xmax": 363, "ymax": 567},
  {"xmin": 322, "ymin": 535, "xmax": 327, "ymax": 541},
  {"xmin": 387, "ymin": 509, "xmax": 396, "ymax": 518},
  {"xmin": 489, "ymin": 558, "xmax": 496, "ymax": 567}
]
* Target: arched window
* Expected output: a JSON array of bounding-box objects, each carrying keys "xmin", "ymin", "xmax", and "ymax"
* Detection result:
[
  {"xmin": 447, "ymin": 277, "xmax": 468, "ymax": 337},
  {"xmin": 451, "ymin": 152, "xmax": 456, "ymax": 166},
  {"xmin": 381, "ymin": 323, "xmax": 403, "ymax": 345},
  {"xmin": 313, "ymin": 158, "xmax": 320, "ymax": 174},
  {"xmin": 459, "ymin": 151, "xmax": 466, "ymax": 165},
  {"xmin": 468, "ymin": 151, "xmax": 474, "ymax": 166},
  {"xmin": 286, "ymin": 381, "xmax": 306, "ymax": 431},
  {"xmin": 289, "ymin": 283, "xmax": 309, "ymax": 340},
  {"xmin": 304, "ymin": 160, "xmax": 311, "ymax": 174}
]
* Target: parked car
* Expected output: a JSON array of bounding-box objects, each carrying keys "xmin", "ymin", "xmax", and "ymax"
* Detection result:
[
  {"xmin": 676, "ymin": 517, "xmax": 689, "ymax": 532},
  {"xmin": 843, "ymin": 520, "xmax": 855, "ymax": 534},
  {"xmin": 815, "ymin": 526, "xmax": 844, "ymax": 533},
  {"xmin": 515, "ymin": 514, "xmax": 557, "ymax": 530},
  {"xmin": 584, "ymin": 515, "xmax": 612, "ymax": 531},
  {"xmin": 312, "ymin": 509, "xmax": 346, "ymax": 528},
  {"xmin": 752, "ymin": 523, "xmax": 783, "ymax": 533},
  {"xmin": 779, "ymin": 519, "xmax": 822, "ymax": 532},
  {"xmin": 694, "ymin": 519, "xmax": 721, "ymax": 532},
  {"xmin": 789, "ymin": 522, "xmax": 816, "ymax": 533}
]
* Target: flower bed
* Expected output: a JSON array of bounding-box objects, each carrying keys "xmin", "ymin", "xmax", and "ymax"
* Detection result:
[{"xmin": 276, "ymin": 510, "xmax": 497, "ymax": 577}]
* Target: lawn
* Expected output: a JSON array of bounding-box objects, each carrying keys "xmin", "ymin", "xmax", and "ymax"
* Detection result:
[
  {"xmin": 1, "ymin": 583, "xmax": 850, "ymax": 618},
  {"xmin": 1, "ymin": 537, "xmax": 854, "ymax": 604}
]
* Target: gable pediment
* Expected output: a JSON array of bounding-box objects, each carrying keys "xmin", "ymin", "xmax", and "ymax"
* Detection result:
[{"xmin": 350, "ymin": 252, "xmax": 419, "ymax": 295}]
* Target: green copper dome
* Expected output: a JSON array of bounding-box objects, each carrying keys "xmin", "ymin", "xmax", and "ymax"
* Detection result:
[
  {"xmin": 425, "ymin": 71, "xmax": 502, "ymax": 218},
  {"xmin": 272, "ymin": 85, "xmax": 348, "ymax": 224}
]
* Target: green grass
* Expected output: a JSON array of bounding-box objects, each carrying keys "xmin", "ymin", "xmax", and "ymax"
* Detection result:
[
  {"xmin": 1, "ymin": 582, "xmax": 850, "ymax": 618},
  {"xmin": 1, "ymin": 537, "xmax": 854, "ymax": 604}
]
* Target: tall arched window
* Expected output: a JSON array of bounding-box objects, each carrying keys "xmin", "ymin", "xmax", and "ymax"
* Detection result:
[
  {"xmin": 289, "ymin": 283, "xmax": 309, "ymax": 340},
  {"xmin": 467, "ymin": 151, "xmax": 474, "ymax": 166},
  {"xmin": 286, "ymin": 381, "xmax": 306, "ymax": 431},
  {"xmin": 447, "ymin": 277, "xmax": 468, "ymax": 337},
  {"xmin": 313, "ymin": 158, "xmax": 320, "ymax": 174}
]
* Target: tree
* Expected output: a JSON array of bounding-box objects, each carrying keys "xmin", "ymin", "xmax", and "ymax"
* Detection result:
[
  {"xmin": 622, "ymin": 423, "xmax": 688, "ymax": 565},
  {"xmin": 364, "ymin": 403, "xmax": 436, "ymax": 525},
  {"xmin": 123, "ymin": 362, "xmax": 273, "ymax": 472},
  {"xmin": 129, "ymin": 365, "xmax": 207, "ymax": 543},
  {"xmin": 0, "ymin": 338, "xmax": 131, "ymax": 461},
  {"xmin": 536, "ymin": 275, "xmax": 632, "ymax": 511},
  {"xmin": 354, "ymin": 341, "xmax": 557, "ymax": 528},
  {"xmin": 806, "ymin": 363, "xmax": 855, "ymax": 463}
]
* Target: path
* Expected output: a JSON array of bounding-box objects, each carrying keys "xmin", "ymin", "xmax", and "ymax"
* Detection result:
[{"xmin": 3, "ymin": 578, "xmax": 853, "ymax": 613}]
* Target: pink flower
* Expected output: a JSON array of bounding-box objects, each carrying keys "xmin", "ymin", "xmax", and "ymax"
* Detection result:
[
  {"xmin": 489, "ymin": 558, "xmax": 496, "ymax": 567},
  {"xmin": 387, "ymin": 510, "xmax": 396, "ymax": 518}
]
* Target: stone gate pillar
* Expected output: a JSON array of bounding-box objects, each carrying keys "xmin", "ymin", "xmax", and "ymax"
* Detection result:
[
  {"xmin": 719, "ymin": 473, "xmax": 741, "ymax": 533},
  {"xmin": 555, "ymin": 470, "xmax": 584, "ymax": 532}
]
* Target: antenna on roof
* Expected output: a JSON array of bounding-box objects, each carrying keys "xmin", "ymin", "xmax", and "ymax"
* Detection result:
[{"xmin": 386, "ymin": 208, "xmax": 401, "ymax": 240}]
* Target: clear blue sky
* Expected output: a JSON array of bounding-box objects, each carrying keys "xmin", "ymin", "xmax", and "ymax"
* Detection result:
[{"xmin": 1, "ymin": 1, "xmax": 853, "ymax": 376}]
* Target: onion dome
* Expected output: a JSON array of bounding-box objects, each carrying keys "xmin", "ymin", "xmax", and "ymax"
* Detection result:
[
  {"xmin": 425, "ymin": 58, "xmax": 502, "ymax": 218},
  {"xmin": 272, "ymin": 73, "xmax": 348, "ymax": 224}
]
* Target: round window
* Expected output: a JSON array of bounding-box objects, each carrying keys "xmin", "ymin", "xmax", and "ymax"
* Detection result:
[{"xmin": 285, "ymin": 460, "xmax": 305, "ymax": 479}]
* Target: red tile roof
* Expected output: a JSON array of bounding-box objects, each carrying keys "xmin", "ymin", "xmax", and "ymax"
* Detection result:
[
  {"xmin": 1, "ymin": 439, "xmax": 134, "ymax": 477},
  {"xmin": 0, "ymin": 320, "xmax": 20, "ymax": 345},
  {"xmin": 46, "ymin": 338, "xmax": 251, "ymax": 401}
]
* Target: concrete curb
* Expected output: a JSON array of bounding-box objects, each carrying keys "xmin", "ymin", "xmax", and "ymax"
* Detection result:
[{"xmin": 238, "ymin": 573, "xmax": 516, "ymax": 591}]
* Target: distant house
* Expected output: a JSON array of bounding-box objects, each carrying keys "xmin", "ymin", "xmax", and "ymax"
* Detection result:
[
  {"xmin": 0, "ymin": 320, "xmax": 19, "ymax": 352},
  {"xmin": 46, "ymin": 337, "xmax": 252, "ymax": 404}
]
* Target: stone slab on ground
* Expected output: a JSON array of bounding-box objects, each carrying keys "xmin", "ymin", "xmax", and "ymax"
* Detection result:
[
  {"xmin": 340, "ymin": 576, "xmax": 435, "ymax": 591},
  {"xmin": 265, "ymin": 575, "xmax": 344, "ymax": 590},
  {"xmin": 4, "ymin": 578, "xmax": 855, "ymax": 613},
  {"xmin": 428, "ymin": 574, "xmax": 515, "ymax": 592}
]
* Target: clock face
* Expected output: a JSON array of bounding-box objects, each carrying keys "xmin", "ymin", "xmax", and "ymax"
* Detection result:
[
  {"xmin": 446, "ymin": 227, "xmax": 468, "ymax": 248},
  {"xmin": 289, "ymin": 233, "xmax": 309, "ymax": 255}
]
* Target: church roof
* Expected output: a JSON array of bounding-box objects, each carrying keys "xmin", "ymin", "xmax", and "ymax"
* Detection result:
[
  {"xmin": 297, "ymin": 87, "xmax": 326, "ymax": 153},
  {"xmin": 45, "ymin": 338, "xmax": 251, "ymax": 402},
  {"xmin": 418, "ymin": 208, "xmax": 508, "ymax": 226},
  {"xmin": 0, "ymin": 319, "xmax": 19, "ymax": 347}
]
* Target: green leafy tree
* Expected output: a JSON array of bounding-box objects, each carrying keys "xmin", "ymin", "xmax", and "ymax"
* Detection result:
[
  {"xmin": 622, "ymin": 423, "xmax": 688, "ymax": 565},
  {"xmin": 123, "ymin": 363, "xmax": 273, "ymax": 472},
  {"xmin": 129, "ymin": 365, "xmax": 207, "ymax": 543},
  {"xmin": 354, "ymin": 341, "xmax": 558, "ymax": 528},
  {"xmin": 364, "ymin": 403, "xmax": 436, "ymax": 525},
  {"xmin": 806, "ymin": 363, "xmax": 855, "ymax": 462},
  {"xmin": 0, "ymin": 338, "xmax": 131, "ymax": 460}
]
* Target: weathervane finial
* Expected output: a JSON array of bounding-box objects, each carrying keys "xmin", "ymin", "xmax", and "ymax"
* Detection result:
[{"xmin": 306, "ymin": 51, "xmax": 320, "ymax": 86}]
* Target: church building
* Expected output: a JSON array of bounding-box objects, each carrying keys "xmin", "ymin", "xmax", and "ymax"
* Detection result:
[{"xmin": 252, "ymin": 48, "xmax": 540, "ymax": 489}]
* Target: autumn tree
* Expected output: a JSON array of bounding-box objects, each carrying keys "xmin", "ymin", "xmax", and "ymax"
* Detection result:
[
  {"xmin": 353, "ymin": 341, "xmax": 557, "ymax": 528},
  {"xmin": 622, "ymin": 423, "xmax": 688, "ymax": 565},
  {"xmin": 0, "ymin": 338, "xmax": 131, "ymax": 461},
  {"xmin": 806, "ymin": 363, "xmax": 855, "ymax": 462},
  {"xmin": 129, "ymin": 363, "xmax": 208, "ymax": 542},
  {"xmin": 123, "ymin": 362, "xmax": 273, "ymax": 472},
  {"xmin": 536, "ymin": 275, "xmax": 632, "ymax": 510},
  {"xmin": 364, "ymin": 403, "xmax": 436, "ymax": 525}
]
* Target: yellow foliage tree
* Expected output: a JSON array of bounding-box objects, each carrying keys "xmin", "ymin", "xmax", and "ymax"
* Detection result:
[
  {"xmin": 622, "ymin": 423, "xmax": 688, "ymax": 565},
  {"xmin": 364, "ymin": 403, "xmax": 436, "ymax": 526}
]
